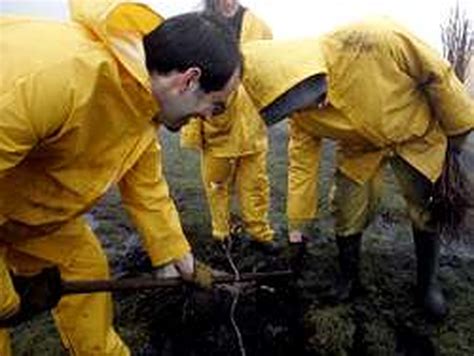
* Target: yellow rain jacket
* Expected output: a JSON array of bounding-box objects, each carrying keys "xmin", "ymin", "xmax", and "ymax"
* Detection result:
[
  {"xmin": 180, "ymin": 10, "xmax": 272, "ymax": 157},
  {"xmin": 0, "ymin": 0, "xmax": 190, "ymax": 267},
  {"xmin": 242, "ymin": 18, "xmax": 474, "ymax": 223}
]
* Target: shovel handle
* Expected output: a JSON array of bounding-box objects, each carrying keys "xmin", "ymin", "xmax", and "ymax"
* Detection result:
[{"xmin": 61, "ymin": 270, "xmax": 293, "ymax": 295}]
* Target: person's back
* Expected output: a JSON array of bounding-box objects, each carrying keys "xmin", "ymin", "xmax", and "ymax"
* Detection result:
[
  {"xmin": 0, "ymin": 14, "xmax": 158, "ymax": 233},
  {"xmin": 1, "ymin": 17, "xmax": 98, "ymax": 87}
]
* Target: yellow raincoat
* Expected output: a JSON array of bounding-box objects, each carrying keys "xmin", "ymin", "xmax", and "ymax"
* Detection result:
[
  {"xmin": 242, "ymin": 18, "xmax": 474, "ymax": 230},
  {"xmin": 0, "ymin": 1, "xmax": 190, "ymax": 354},
  {"xmin": 180, "ymin": 9, "xmax": 274, "ymax": 241}
]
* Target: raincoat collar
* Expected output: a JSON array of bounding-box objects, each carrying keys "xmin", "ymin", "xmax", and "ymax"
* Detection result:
[{"xmin": 69, "ymin": 0, "xmax": 163, "ymax": 91}]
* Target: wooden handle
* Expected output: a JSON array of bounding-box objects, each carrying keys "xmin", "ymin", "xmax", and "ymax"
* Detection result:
[{"xmin": 61, "ymin": 270, "xmax": 293, "ymax": 295}]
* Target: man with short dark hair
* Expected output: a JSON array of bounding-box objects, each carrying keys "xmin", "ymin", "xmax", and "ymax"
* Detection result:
[
  {"xmin": 242, "ymin": 18, "xmax": 474, "ymax": 319},
  {"xmin": 0, "ymin": 1, "xmax": 240, "ymax": 354},
  {"xmin": 145, "ymin": 11, "xmax": 241, "ymax": 130}
]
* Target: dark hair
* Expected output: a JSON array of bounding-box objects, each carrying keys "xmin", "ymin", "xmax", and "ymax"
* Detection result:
[{"xmin": 144, "ymin": 12, "xmax": 242, "ymax": 93}]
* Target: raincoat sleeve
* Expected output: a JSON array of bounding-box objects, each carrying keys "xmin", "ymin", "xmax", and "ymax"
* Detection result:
[
  {"xmin": 118, "ymin": 140, "xmax": 191, "ymax": 267},
  {"xmin": 180, "ymin": 118, "xmax": 203, "ymax": 150},
  {"xmin": 396, "ymin": 31, "xmax": 474, "ymax": 135},
  {"xmin": 287, "ymin": 118, "xmax": 323, "ymax": 232},
  {"xmin": 0, "ymin": 65, "xmax": 71, "ymax": 176}
]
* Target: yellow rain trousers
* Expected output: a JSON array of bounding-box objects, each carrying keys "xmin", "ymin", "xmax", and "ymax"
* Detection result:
[
  {"xmin": 1, "ymin": 219, "xmax": 127, "ymax": 355},
  {"xmin": 201, "ymin": 149, "xmax": 273, "ymax": 241},
  {"xmin": 181, "ymin": 10, "xmax": 273, "ymax": 242},
  {"xmin": 242, "ymin": 18, "xmax": 474, "ymax": 233},
  {"xmin": 1, "ymin": 0, "xmax": 191, "ymax": 354},
  {"xmin": 0, "ymin": 247, "xmax": 19, "ymax": 356}
]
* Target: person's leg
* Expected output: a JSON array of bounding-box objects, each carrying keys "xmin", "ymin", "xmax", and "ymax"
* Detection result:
[
  {"xmin": 9, "ymin": 218, "xmax": 129, "ymax": 355},
  {"xmin": 0, "ymin": 329, "xmax": 11, "ymax": 356},
  {"xmin": 0, "ymin": 245, "xmax": 18, "ymax": 356},
  {"xmin": 0, "ymin": 245, "xmax": 20, "ymax": 320},
  {"xmin": 331, "ymin": 168, "xmax": 383, "ymax": 301},
  {"xmin": 391, "ymin": 156, "xmax": 447, "ymax": 319},
  {"xmin": 201, "ymin": 151, "xmax": 235, "ymax": 242},
  {"xmin": 235, "ymin": 151, "xmax": 274, "ymax": 243}
]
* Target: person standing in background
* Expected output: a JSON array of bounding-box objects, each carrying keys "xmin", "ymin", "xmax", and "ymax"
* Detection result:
[{"xmin": 181, "ymin": 0, "xmax": 279, "ymax": 253}]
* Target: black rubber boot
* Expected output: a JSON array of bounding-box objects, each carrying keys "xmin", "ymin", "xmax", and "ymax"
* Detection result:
[
  {"xmin": 413, "ymin": 229, "xmax": 448, "ymax": 320},
  {"xmin": 332, "ymin": 233, "xmax": 362, "ymax": 302}
]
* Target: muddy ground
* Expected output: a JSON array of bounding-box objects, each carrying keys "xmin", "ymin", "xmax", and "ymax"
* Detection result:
[{"xmin": 12, "ymin": 125, "xmax": 474, "ymax": 355}]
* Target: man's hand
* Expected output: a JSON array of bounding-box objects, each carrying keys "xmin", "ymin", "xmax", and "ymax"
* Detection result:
[
  {"xmin": 154, "ymin": 252, "xmax": 195, "ymax": 281},
  {"xmin": 153, "ymin": 253, "xmax": 215, "ymax": 289},
  {"xmin": 0, "ymin": 267, "xmax": 62, "ymax": 328},
  {"xmin": 174, "ymin": 252, "xmax": 194, "ymax": 280}
]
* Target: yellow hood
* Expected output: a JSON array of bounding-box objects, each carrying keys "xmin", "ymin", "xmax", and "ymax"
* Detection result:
[
  {"xmin": 69, "ymin": 0, "xmax": 163, "ymax": 87},
  {"xmin": 242, "ymin": 38, "xmax": 327, "ymax": 111}
]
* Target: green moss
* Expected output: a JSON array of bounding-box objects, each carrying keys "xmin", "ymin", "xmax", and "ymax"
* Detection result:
[{"xmin": 305, "ymin": 306, "xmax": 355, "ymax": 356}]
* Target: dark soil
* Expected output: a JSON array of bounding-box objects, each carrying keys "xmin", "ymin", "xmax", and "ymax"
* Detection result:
[{"xmin": 11, "ymin": 125, "xmax": 474, "ymax": 356}]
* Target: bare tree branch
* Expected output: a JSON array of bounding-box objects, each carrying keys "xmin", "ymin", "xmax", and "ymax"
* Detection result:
[{"xmin": 441, "ymin": 2, "xmax": 473, "ymax": 82}]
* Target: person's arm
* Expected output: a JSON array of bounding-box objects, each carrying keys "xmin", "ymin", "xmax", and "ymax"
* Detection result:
[
  {"xmin": 396, "ymin": 32, "xmax": 474, "ymax": 135},
  {"xmin": 287, "ymin": 118, "xmax": 323, "ymax": 242},
  {"xmin": 117, "ymin": 140, "xmax": 193, "ymax": 276}
]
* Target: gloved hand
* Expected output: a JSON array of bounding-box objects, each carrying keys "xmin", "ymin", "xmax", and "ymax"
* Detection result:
[
  {"xmin": 192, "ymin": 260, "xmax": 213, "ymax": 289},
  {"xmin": 0, "ymin": 266, "xmax": 62, "ymax": 328},
  {"xmin": 153, "ymin": 252, "xmax": 213, "ymax": 289}
]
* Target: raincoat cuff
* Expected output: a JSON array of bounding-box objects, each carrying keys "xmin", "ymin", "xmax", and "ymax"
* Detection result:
[{"xmin": 148, "ymin": 238, "xmax": 191, "ymax": 268}]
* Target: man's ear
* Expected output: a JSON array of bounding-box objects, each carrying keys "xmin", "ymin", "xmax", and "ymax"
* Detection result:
[{"xmin": 180, "ymin": 67, "xmax": 202, "ymax": 93}]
